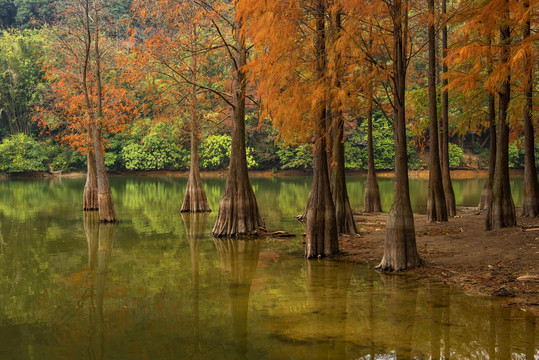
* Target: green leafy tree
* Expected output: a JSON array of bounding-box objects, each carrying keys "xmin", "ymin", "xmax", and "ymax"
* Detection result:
[
  {"xmin": 0, "ymin": 28, "xmax": 46, "ymax": 138},
  {"xmin": 0, "ymin": 133, "xmax": 47, "ymax": 172}
]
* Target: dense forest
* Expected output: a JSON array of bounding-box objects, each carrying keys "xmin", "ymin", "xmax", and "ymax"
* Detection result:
[{"xmin": 0, "ymin": 0, "xmax": 537, "ymax": 265}]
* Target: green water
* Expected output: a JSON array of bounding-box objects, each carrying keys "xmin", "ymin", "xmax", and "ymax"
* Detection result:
[{"xmin": 0, "ymin": 176, "xmax": 536, "ymax": 359}]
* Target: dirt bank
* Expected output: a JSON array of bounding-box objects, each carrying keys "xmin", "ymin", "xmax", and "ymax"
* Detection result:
[{"xmin": 338, "ymin": 207, "xmax": 539, "ymax": 315}]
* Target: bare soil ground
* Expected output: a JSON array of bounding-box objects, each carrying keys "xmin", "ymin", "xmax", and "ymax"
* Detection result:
[{"xmin": 338, "ymin": 207, "xmax": 539, "ymax": 315}]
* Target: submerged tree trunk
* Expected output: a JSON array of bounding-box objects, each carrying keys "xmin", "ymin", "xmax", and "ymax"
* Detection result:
[
  {"xmin": 364, "ymin": 98, "xmax": 382, "ymax": 212},
  {"xmin": 521, "ymin": 0, "xmax": 539, "ymax": 217},
  {"xmin": 181, "ymin": 48, "xmax": 211, "ymax": 213},
  {"xmin": 486, "ymin": 23, "xmax": 516, "ymax": 229},
  {"xmin": 377, "ymin": 0, "xmax": 422, "ymax": 270},
  {"xmin": 478, "ymin": 94, "xmax": 496, "ymax": 210},
  {"xmin": 440, "ymin": 0, "xmax": 456, "ymax": 216},
  {"xmin": 212, "ymin": 22, "xmax": 264, "ymax": 236},
  {"xmin": 305, "ymin": 0, "xmax": 338, "ymax": 258},
  {"xmin": 84, "ymin": 146, "xmax": 98, "ymax": 211},
  {"xmin": 427, "ymin": 0, "xmax": 447, "ymax": 223},
  {"xmin": 92, "ymin": 128, "xmax": 116, "ymax": 222},
  {"xmin": 92, "ymin": 5, "xmax": 115, "ymax": 223}
]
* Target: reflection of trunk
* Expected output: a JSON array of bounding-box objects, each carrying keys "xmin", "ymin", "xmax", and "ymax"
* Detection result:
[
  {"xmin": 214, "ymin": 238, "xmax": 261, "ymax": 359},
  {"xmin": 521, "ymin": 0, "xmax": 539, "ymax": 217},
  {"xmin": 368, "ymin": 270, "xmax": 376, "ymax": 359},
  {"xmin": 440, "ymin": 0, "xmax": 456, "ymax": 217},
  {"xmin": 486, "ymin": 22, "xmax": 515, "ymax": 230},
  {"xmin": 181, "ymin": 212, "xmax": 209, "ymax": 359},
  {"xmin": 377, "ymin": 0, "xmax": 421, "ymax": 270},
  {"xmin": 478, "ymin": 93, "xmax": 496, "ymax": 210},
  {"xmin": 83, "ymin": 148, "xmax": 98, "ymax": 211},
  {"xmin": 441, "ymin": 286, "xmax": 451, "ymax": 358},
  {"xmin": 181, "ymin": 26, "xmax": 211, "ymax": 213},
  {"xmin": 212, "ymin": 19, "xmax": 263, "ymax": 236},
  {"xmin": 380, "ymin": 274, "xmax": 418, "ymax": 359},
  {"xmin": 427, "ymin": 0, "xmax": 447, "ymax": 223},
  {"xmin": 306, "ymin": 260, "xmax": 354, "ymax": 359},
  {"xmin": 488, "ymin": 299, "xmax": 496, "ymax": 359},
  {"xmin": 497, "ymin": 306, "xmax": 511, "ymax": 359},
  {"xmin": 305, "ymin": 0, "xmax": 338, "ymax": 258},
  {"xmin": 429, "ymin": 285, "xmax": 442, "ymax": 360},
  {"xmin": 84, "ymin": 214, "xmax": 115, "ymax": 360},
  {"xmin": 525, "ymin": 314, "xmax": 536, "ymax": 359}
]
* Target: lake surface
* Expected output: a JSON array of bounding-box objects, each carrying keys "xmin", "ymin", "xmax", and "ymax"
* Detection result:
[{"xmin": 0, "ymin": 175, "xmax": 536, "ymax": 359}]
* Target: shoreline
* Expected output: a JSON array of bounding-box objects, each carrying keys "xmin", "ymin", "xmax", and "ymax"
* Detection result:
[
  {"xmin": 0, "ymin": 168, "xmax": 526, "ymax": 180},
  {"xmin": 337, "ymin": 207, "xmax": 539, "ymax": 316}
]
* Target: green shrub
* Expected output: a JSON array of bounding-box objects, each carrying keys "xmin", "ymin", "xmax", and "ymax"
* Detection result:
[
  {"xmin": 120, "ymin": 121, "xmax": 188, "ymax": 171},
  {"xmin": 200, "ymin": 134, "xmax": 257, "ymax": 170},
  {"xmin": 471, "ymin": 141, "xmax": 483, "ymax": 154},
  {"xmin": 448, "ymin": 142, "xmax": 464, "ymax": 168},
  {"xmin": 47, "ymin": 143, "xmax": 86, "ymax": 172},
  {"xmin": 0, "ymin": 133, "xmax": 48, "ymax": 173},
  {"xmin": 508, "ymin": 140, "xmax": 524, "ymax": 168},
  {"xmin": 276, "ymin": 143, "xmax": 314, "ymax": 170}
]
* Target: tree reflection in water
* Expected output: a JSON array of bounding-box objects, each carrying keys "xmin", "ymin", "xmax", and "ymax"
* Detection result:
[
  {"xmin": 181, "ymin": 212, "xmax": 209, "ymax": 360},
  {"xmin": 306, "ymin": 260, "xmax": 354, "ymax": 359},
  {"xmin": 213, "ymin": 238, "xmax": 261, "ymax": 359},
  {"xmin": 378, "ymin": 273, "xmax": 419, "ymax": 359},
  {"xmin": 84, "ymin": 213, "xmax": 115, "ymax": 360}
]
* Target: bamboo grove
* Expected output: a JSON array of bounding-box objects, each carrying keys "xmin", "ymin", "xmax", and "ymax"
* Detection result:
[{"xmin": 5, "ymin": 0, "xmax": 538, "ymax": 270}]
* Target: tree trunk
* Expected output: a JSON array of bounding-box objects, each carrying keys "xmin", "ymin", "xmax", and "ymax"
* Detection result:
[
  {"xmin": 521, "ymin": 0, "xmax": 539, "ymax": 217},
  {"xmin": 364, "ymin": 98, "xmax": 382, "ymax": 212},
  {"xmin": 305, "ymin": 0, "xmax": 338, "ymax": 259},
  {"xmin": 181, "ymin": 48, "xmax": 211, "ymax": 213},
  {"xmin": 440, "ymin": 0, "xmax": 456, "ymax": 216},
  {"xmin": 92, "ymin": 128, "xmax": 116, "ymax": 222},
  {"xmin": 212, "ymin": 22, "xmax": 264, "ymax": 236},
  {"xmin": 83, "ymin": 146, "xmax": 98, "ymax": 211},
  {"xmin": 377, "ymin": 0, "xmax": 421, "ymax": 270},
  {"xmin": 478, "ymin": 94, "xmax": 496, "ymax": 210},
  {"xmin": 331, "ymin": 110, "xmax": 357, "ymax": 234},
  {"xmin": 329, "ymin": 10, "xmax": 357, "ymax": 234},
  {"xmin": 427, "ymin": 0, "xmax": 447, "ymax": 223},
  {"xmin": 486, "ymin": 22, "xmax": 516, "ymax": 230},
  {"xmin": 92, "ymin": 5, "xmax": 115, "ymax": 223}
]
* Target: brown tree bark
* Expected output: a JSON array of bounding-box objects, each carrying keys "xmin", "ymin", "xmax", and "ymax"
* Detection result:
[
  {"xmin": 305, "ymin": 0, "xmax": 338, "ymax": 258},
  {"xmin": 440, "ymin": 0, "xmax": 456, "ymax": 216},
  {"xmin": 92, "ymin": 7, "xmax": 115, "ymax": 223},
  {"xmin": 427, "ymin": 0, "xmax": 448, "ymax": 223},
  {"xmin": 212, "ymin": 19, "xmax": 264, "ymax": 236},
  {"xmin": 331, "ymin": 110, "xmax": 357, "ymax": 234},
  {"xmin": 377, "ymin": 0, "xmax": 422, "ymax": 270},
  {"xmin": 521, "ymin": 0, "xmax": 539, "ymax": 217},
  {"xmin": 486, "ymin": 21, "xmax": 516, "ymax": 230},
  {"xmin": 328, "ymin": 11, "xmax": 357, "ymax": 234},
  {"xmin": 364, "ymin": 98, "xmax": 382, "ymax": 212},
  {"xmin": 478, "ymin": 94, "xmax": 496, "ymax": 210},
  {"xmin": 181, "ymin": 34, "xmax": 211, "ymax": 213},
  {"xmin": 83, "ymin": 147, "xmax": 98, "ymax": 210}
]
